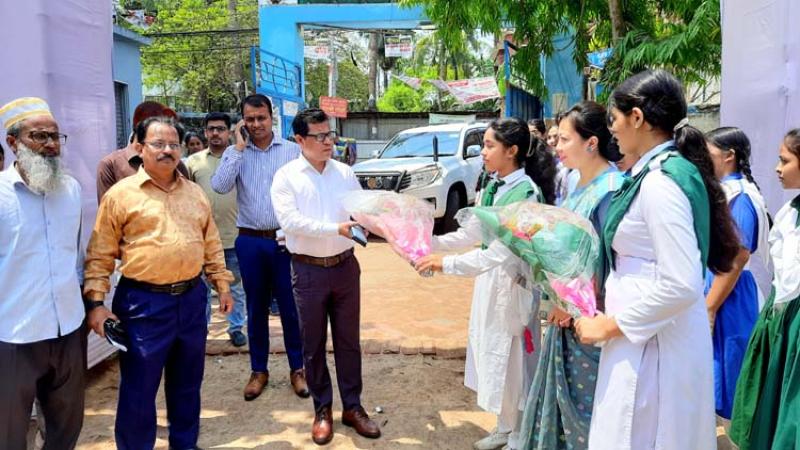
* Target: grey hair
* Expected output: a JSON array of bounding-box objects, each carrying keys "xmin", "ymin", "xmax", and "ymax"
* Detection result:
[{"xmin": 6, "ymin": 121, "xmax": 22, "ymax": 137}]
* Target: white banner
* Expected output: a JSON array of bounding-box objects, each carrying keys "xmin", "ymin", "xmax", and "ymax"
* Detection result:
[
  {"xmin": 385, "ymin": 35, "xmax": 413, "ymax": 58},
  {"xmin": 427, "ymin": 79, "xmax": 451, "ymax": 92},
  {"xmin": 445, "ymin": 77, "xmax": 501, "ymax": 105},
  {"xmin": 392, "ymin": 74, "xmax": 422, "ymax": 90}
]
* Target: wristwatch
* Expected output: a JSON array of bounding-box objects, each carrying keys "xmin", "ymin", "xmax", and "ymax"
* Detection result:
[{"xmin": 84, "ymin": 299, "xmax": 105, "ymax": 312}]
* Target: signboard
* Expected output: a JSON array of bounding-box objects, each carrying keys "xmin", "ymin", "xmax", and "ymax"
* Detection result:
[
  {"xmin": 446, "ymin": 77, "xmax": 501, "ymax": 105},
  {"xmin": 384, "ymin": 35, "xmax": 413, "ymax": 58},
  {"xmin": 319, "ymin": 96, "xmax": 348, "ymax": 118},
  {"xmin": 429, "ymin": 113, "xmax": 477, "ymax": 125},
  {"xmin": 266, "ymin": 95, "xmax": 282, "ymax": 137},
  {"xmin": 304, "ymin": 44, "xmax": 329, "ymax": 60},
  {"xmin": 283, "ymin": 100, "xmax": 299, "ymax": 117}
]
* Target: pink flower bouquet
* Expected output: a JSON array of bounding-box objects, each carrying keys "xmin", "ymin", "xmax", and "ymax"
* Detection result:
[{"xmin": 341, "ymin": 191, "xmax": 435, "ymax": 274}]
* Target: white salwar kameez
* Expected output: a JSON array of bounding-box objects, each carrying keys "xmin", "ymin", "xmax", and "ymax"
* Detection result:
[
  {"xmin": 433, "ymin": 169, "xmax": 541, "ymax": 448},
  {"xmin": 589, "ymin": 144, "xmax": 717, "ymax": 450}
]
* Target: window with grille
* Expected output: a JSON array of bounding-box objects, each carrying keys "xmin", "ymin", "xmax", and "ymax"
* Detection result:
[{"xmin": 114, "ymin": 82, "xmax": 130, "ymax": 149}]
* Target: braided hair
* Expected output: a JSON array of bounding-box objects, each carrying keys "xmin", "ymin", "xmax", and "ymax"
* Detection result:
[
  {"xmin": 705, "ymin": 127, "xmax": 761, "ymax": 191},
  {"xmin": 610, "ymin": 69, "xmax": 739, "ymax": 274}
]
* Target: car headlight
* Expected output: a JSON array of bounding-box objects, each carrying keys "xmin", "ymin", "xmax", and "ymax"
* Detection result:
[{"xmin": 406, "ymin": 166, "xmax": 441, "ymax": 189}]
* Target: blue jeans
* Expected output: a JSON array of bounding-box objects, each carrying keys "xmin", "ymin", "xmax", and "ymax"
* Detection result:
[
  {"xmin": 205, "ymin": 248, "xmax": 247, "ymax": 333},
  {"xmin": 235, "ymin": 235, "xmax": 304, "ymax": 372}
]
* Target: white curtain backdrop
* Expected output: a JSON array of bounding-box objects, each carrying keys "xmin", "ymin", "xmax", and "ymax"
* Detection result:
[
  {"xmin": 721, "ymin": 0, "xmax": 800, "ymax": 213},
  {"xmin": 0, "ymin": 0, "xmax": 115, "ymax": 231},
  {"xmin": 0, "ymin": 1, "xmax": 117, "ymax": 367}
]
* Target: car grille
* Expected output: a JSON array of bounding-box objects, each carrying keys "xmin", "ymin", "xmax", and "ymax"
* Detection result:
[
  {"xmin": 357, "ymin": 172, "xmax": 404, "ymax": 191},
  {"xmin": 398, "ymin": 173, "xmax": 411, "ymax": 191}
]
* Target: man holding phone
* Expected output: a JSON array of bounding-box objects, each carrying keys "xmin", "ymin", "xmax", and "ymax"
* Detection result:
[
  {"xmin": 272, "ymin": 108, "xmax": 380, "ymax": 445},
  {"xmin": 211, "ymin": 94, "xmax": 308, "ymax": 401}
]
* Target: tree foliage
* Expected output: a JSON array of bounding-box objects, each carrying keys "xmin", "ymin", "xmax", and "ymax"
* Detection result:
[
  {"xmin": 400, "ymin": 0, "xmax": 721, "ymax": 96},
  {"xmin": 305, "ymin": 59, "xmax": 370, "ymax": 111},
  {"xmin": 124, "ymin": 0, "xmax": 259, "ymax": 112}
]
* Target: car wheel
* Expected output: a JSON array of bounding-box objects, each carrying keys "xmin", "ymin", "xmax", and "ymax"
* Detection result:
[{"xmin": 441, "ymin": 189, "xmax": 462, "ymax": 234}]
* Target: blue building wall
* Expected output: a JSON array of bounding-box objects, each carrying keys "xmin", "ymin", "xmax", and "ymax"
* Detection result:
[
  {"xmin": 541, "ymin": 34, "xmax": 583, "ymax": 119},
  {"xmin": 112, "ymin": 25, "xmax": 150, "ymax": 128}
]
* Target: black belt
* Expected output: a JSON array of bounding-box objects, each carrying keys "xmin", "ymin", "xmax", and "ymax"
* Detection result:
[
  {"xmin": 238, "ymin": 227, "xmax": 278, "ymax": 239},
  {"xmin": 291, "ymin": 249, "xmax": 354, "ymax": 268},
  {"xmin": 119, "ymin": 276, "xmax": 201, "ymax": 296}
]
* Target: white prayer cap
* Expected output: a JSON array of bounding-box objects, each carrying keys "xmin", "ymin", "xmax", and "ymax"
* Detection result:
[{"xmin": 0, "ymin": 97, "xmax": 54, "ymax": 130}]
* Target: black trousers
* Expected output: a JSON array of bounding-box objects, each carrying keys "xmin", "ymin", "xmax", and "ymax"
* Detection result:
[
  {"xmin": 0, "ymin": 327, "xmax": 86, "ymax": 450},
  {"xmin": 291, "ymin": 255, "xmax": 363, "ymax": 412}
]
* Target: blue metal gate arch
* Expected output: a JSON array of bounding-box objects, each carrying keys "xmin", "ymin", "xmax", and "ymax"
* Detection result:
[{"xmin": 255, "ymin": 2, "xmax": 427, "ymax": 138}]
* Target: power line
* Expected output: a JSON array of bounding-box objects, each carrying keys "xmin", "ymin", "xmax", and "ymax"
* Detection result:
[
  {"xmin": 144, "ymin": 27, "xmax": 259, "ymax": 37},
  {"xmin": 142, "ymin": 44, "xmax": 256, "ymax": 55}
]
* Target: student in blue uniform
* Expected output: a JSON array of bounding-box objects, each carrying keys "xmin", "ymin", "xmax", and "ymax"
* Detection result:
[{"xmin": 704, "ymin": 127, "xmax": 772, "ymax": 421}]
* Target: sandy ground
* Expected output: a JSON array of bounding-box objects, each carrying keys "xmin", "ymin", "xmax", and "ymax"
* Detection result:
[
  {"xmin": 70, "ymin": 242, "xmax": 493, "ymax": 449},
  {"xmin": 75, "ymin": 354, "xmax": 495, "ymax": 449},
  {"xmin": 30, "ymin": 242, "xmax": 736, "ymax": 449}
]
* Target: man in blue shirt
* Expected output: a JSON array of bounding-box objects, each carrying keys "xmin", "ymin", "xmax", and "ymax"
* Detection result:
[
  {"xmin": 212, "ymin": 94, "xmax": 308, "ymax": 400},
  {"xmin": 0, "ymin": 97, "xmax": 85, "ymax": 449}
]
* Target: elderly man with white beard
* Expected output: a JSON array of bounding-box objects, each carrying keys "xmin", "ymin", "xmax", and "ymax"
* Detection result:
[{"xmin": 0, "ymin": 97, "xmax": 86, "ymax": 450}]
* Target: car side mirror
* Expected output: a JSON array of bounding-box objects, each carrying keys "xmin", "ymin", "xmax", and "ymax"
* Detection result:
[{"xmin": 465, "ymin": 144, "xmax": 482, "ymax": 158}]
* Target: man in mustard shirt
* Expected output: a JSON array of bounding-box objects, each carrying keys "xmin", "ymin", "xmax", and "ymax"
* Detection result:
[{"xmin": 84, "ymin": 116, "xmax": 234, "ymax": 450}]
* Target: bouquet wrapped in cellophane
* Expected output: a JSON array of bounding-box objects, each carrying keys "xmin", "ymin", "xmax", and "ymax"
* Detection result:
[
  {"xmin": 457, "ymin": 201, "xmax": 599, "ymax": 317},
  {"xmin": 341, "ymin": 191, "xmax": 434, "ymax": 276}
]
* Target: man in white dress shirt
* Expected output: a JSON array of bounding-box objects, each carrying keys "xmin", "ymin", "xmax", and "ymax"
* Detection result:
[
  {"xmin": 272, "ymin": 108, "xmax": 380, "ymax": 446},
  {"xmin": 0, "ymin": 97, "xmax": 85, "ymax": 449}
]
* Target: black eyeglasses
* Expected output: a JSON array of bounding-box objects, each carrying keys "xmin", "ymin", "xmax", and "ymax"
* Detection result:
[
  {"xmin": 27, "ymin": 131, "xmax": 67, "ymax": 145},
  {"xmin": 206, "ymin": 126, "xmax": 228, "ymax": 134},
  {"xmin": 305, "ymin": 131, "xmax": 337, "ymax": 143},
  {"xmin": 143, "ymin": 141, "xmax": 182, "ymax": 151}
]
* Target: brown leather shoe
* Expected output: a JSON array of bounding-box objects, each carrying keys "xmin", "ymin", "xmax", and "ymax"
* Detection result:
[
  {"xmin": 243, "ymin": 371, "xmax": 269, "ymax": 401},
  {"xmin": 342, "ymin": 406, "xmax": 381, "ymax": 439},
  {"xmin": 290, "ymin": 369, "xmax": 310, "ymax": 398},
  {"xmin": 312, "ymin": 405, "xmax": 333, "ymax": 445}
]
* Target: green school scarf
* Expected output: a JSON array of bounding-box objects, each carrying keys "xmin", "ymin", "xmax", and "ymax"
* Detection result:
[{"xmin": 602, "ymin": 149, "xmax": 711, "ymax": 273}]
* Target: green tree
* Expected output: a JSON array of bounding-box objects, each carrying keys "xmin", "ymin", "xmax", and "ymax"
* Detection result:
[
  {"xmin": 128, "ymin": 0, "xmax": 259, "ymax": 112},
  {"xmin": 377, "ymin": 82, "xmax": 425, "ymax": 112},
  {"xmin": 401, "ymin": 0, "xmax": 721, "ymax": 96},
  {"xmin": 305, "ymin": 59, "xmax": 370, "ymax": 111}
]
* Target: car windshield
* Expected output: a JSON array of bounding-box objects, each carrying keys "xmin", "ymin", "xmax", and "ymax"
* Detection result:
[{"xmin": 379, "ymin": 131, "xmax": 460, "ymax": 158}]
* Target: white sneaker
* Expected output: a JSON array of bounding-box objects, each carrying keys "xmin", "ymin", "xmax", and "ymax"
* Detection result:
[{"xmin": 473, "ymin": 429, "xmax": 510, "ymax": 450}]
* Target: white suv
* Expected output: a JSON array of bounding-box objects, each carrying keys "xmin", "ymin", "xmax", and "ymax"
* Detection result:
[{"xmin": 352, "ymin": 122, "xmax": 487, "ymax": 232}]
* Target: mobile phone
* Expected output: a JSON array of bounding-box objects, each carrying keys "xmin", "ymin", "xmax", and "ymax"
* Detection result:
[
  {"xmin": 239, "ymin": 124, "xmax": 249, "ymax": 142},
  {"xmin": 103, "ymin": 318, "xmax": 129, "ymax": 352},
  {"xmin": 350, "ymin": 225, "xmax": 368, "ymax": 247}
]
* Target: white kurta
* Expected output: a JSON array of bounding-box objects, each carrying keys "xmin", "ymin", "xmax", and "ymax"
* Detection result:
[
  {"xmin": 434, "ymin": 169, "xmax": 541, "ymax": 416},
  {"xmin": 769, "ymin": 198, "xmax": 800, "ymax": 305},
  {"xmin": 589, "ymin": 148, "xmax": 716, "ymax": 450}
]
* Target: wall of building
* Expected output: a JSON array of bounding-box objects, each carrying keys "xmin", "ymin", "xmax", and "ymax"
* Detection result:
[
  {"xmin": 112, "ymin": 25, "xmax": 148, "ymax": 134},
  {"xmin": 541, "ymin": 33, "xmax": 584, "ymax": 119}
]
